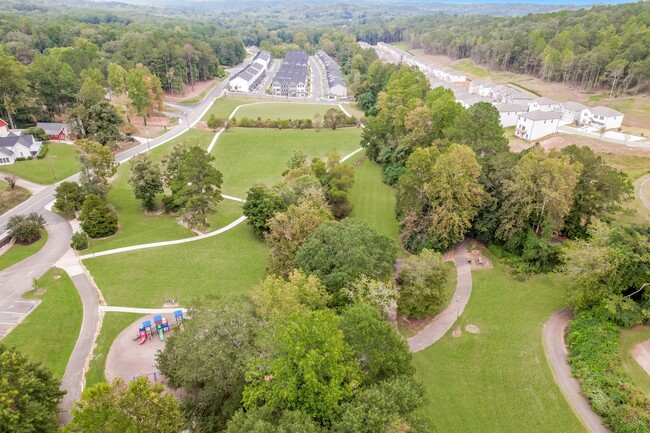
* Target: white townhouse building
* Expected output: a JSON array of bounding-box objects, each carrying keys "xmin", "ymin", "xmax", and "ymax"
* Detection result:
[
  {"xmin": 229, "ymin": 50, "xmax": 271, "ymax": 93},
  {"xmin": 528, "ymin": 97, "xmax": 561, "ymax": 112},
  {"xmin": 560, "ymin": 101, "xmax": 591, "ymax": 124},
  {"xmin": 589, "ymin": 106, "xmax": 624, "ymax": 129},
  {"xmin": 272, "ymin": 50, "xmax": 309, "ymax": 97},
  {"xmin": 515, "ymin": 111, "xmax": 562, "ymax": 141},
  {"xmin": 493, "ymin": 103, "xmax": 527, "ymax": 127},
  {"xmin": 315, "ymin": 50, "xmax": 347, "ymax": 98}
]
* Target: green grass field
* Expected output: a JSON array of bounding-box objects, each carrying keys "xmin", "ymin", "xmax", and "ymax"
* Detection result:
[
  {"xmin": 620, "ymin": 326, "xmax": 650, "ymax": 397},
  {"xmin": 0, "ymin": 180, "xmax": 31, "ymax": 214},
  {"xmin": 85, "ymin": 312, "xmax": 143, "ymax": 387},
  {"xmin": 412, "ymin": 253, "xmax": 586, "ymax": 433},
  {"xmin": 213, "ymin": 127, "xmax": 362, "ymax": 197},
  {"xmin": 1, "ymin": 268, "xmax": 82, "ymax": 380},
  {"xmin": 0, "ymin": 143, "xmax": 80, "ymax": 185},
  {"xmin": 84, "ymin": 222, "xmax": 268, "ymax": 308},
  {"xmin": 600, "ymin": 153, "xmax": 650, "ymax": 226},
  {"xmin": 451, "ymin": 59, "xmax": 491, "ymax": 78},
  {"xmin": 0, "ymin": 231, "xmax": 48, "ymax": 271},
  {"xmin": 86, "ymin": 128, "xmax": 214, "ymax": 254},
  {"xmin": 234, "ymin": 103, "xmax": 343, "ymax": 121},
  {"xmin": 202, "ymin": 95, "xmax": 260, "ymax": 120}
]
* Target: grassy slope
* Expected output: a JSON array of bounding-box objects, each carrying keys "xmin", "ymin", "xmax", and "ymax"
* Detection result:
[
  {"xmin": 86, "ymin": 128, "xmax": 213, "ymax": 254},
  {"xmin": 202, "ymin": 95, "xmax": 261, "ymax": 120},
  {"xmin": 0, "ymin": 231, "xmax": 48, "ymax": 271},
  {"xmin": 235, "ymin": 103, "xmax": 342, "ymax": 120},
  {"xmin": 85, "ymin": 312, "xmax": 143, "ymax": 387},
  {"xmin": 600, "ymin": 153, "xmax": 650, "ymax": 226},
  {"xmin": 84, "ymin": 222, "xmax": 268, "ymax": 308},
  {"xmin": 413, "ymin": 255, "xmax": 586, "ymax": 433},
  {"xmin": 0, "ymin": 143, "xmax": 80, "ymax": 185},
  {"xmin": 213, "ymin": 127, "xmax": 362, "ymax": 197},
  {"xmin": 1, "ymin": 268, "xmax": 82, "ymax": 380},
  {"xmin": 452, "ymin": 59, "xmax": 491, "ymax": 78},
  {"xmin": 0, "ymin": 180, "xmax": 31, "ymax": 214},
  {"xmin": 620, "ymin": 327, "xmax": 650, "ymax": 397}
]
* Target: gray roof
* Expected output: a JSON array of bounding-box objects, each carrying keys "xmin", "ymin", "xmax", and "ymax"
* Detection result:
[
  {"xmin": 316, "ymin": 50, "xmax": 347, "ymax": 90},
  {"xmin": 36, "ymin": 122, "xmax": 66, "ymax": 135},
  {"xmin": 534, "ymin": 97, "xmax": 558, "ymax": 106},
  {"xmin": 0, "ymin": 134, "xmax": 37, "ymax": 150},
  {"xmin": 493, "ymin": 103, "xmax": 527, "ymax": 113},
  {"xmin": 273, "ymin": 50, "xmax": 309, "ymax": 86},
  {"xmin": 230, "ymin": 59, "xmax": 265, "ymax": 84},
  {"xmin": 518, "ymin": 111, "xmax": 562, "ymax": 121},
  {"xmin": 0, "ymin": 147, "xmax": 13, "ymax": 157},
  {"xmin": 561, "ymin": 101, "xmax": 588, "ymax": 111},
  {"xmin": 590, "ymin": 106, "xmax": 623, "ymax": 117}
]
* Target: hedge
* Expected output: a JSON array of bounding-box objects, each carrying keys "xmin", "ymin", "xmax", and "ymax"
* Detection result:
[
  {"xmin": 37, "ymin": 144, "xmax": 49, "ymax": 159},
  {"xmin": 233, "ymin": 116, "xmax": 359, "ymax": 129},
  {"xmin": 566, "ymin": 308, "xmax": 650, "ymax": 433}
]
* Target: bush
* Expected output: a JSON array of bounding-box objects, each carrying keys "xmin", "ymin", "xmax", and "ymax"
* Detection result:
[
  {"xmin": 79, "ymin": 194, "xmax": 118, "ymax": 238},
  {"xmin": 54, "ymin": 181, "xmax": 85, "ymax": 216},
  {"xmin": 567, "ymin": 308, "xmax": 650, "ymax": 433},
  {"xmin": 24, "ymin": 126, "xmax": 50, "ymax": 141},
  {"xmin": 5, "ymin": 212, "xmax": 46, "ymax": 243},
  {"xmin": 70, "ymin": 231, "xmax": 89, "ymax": 251},
  {"xmin": 36, "ymin": 144, "xmax": 49, "ymax": 159},
  {"xmin": 397, "ymin": 249, "xmax": 449, "ymax": 318}
]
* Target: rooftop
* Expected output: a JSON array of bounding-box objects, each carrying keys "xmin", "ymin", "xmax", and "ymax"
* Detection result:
[
  {"xmin": 560, "ymin": 101, "xmax": 588, "ymax": 111},
  {"xmin": 518, "ymin": 111, "xmax": 563, "ymax": 121},
  {"xmin": 590, "ymin": 106, "xmax": 623, "ymax": 117}
]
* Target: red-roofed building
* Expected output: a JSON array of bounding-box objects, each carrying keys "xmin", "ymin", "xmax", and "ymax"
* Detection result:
[{"xmin": 0, "ymin": 119, "xmax": 8, "ymax": 137}]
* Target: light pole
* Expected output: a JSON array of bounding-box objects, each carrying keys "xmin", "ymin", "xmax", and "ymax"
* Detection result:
[
  {"xmin": 47, "ymin": 155, "xmax": 57, "ymax": 181},
  {"xmin": 144, "ymin": 126, "xmax": 150, "ymax": 151}
]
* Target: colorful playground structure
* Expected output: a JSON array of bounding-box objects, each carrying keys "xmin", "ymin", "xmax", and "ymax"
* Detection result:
[{"xmin": 135, "ymin": 310, "xmax": 185, "ymax": 345}]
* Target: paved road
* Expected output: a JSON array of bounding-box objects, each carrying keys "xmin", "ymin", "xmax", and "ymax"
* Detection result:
[
  {"xmin": 542, "ymin": 309, "xmax": 611, "ymax": 433},
  {"xmin": 407, "ymin": 240, "xmax": 472, "ymax": 352}
]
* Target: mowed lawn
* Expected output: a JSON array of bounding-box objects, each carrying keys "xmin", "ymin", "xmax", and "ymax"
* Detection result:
[
  {"xmin": 0, "ymin": 180, "xmax": 30, "ymax": 214},
  {"xmin": 84, "ymin": 222, "xmax": 268, "ymax": 308},
  {"xmin": 2, "ymin": 268, "xmax": 82, "ymax": 380},
  {"xmin": 213, "ymin": 127, "xmax": 362, "ymax": 197},
  {"xmin": 0, "ymin": 142, "xmax": 80, "ymax": 184},
  {"xmin": 85, "ymin": 312, "xmax": 143, "ymax": 387},
  {"xmin": 413, "ymin": 256, "xmax": 586, "ymax": 433},
  {"xmin": 202, "ymin": 95, "xmax": 260, "ymax": 120},
  {"xmin": 600, "ymin": 153, "xmax": 650, "ymax": 225},
  {"xmin": 234, "ymin": 103, "xmax": 343, "ymax": 120},
  {"xmin": 86, "ymin": 128, "xmax": 214, "ymax": 254},
  {"xmin": 620, "ymin": 326, "xmax": 650, "ymax": 397},
  {"xmin": 0, "ymin": 231, "xmax": 48, "ymax": 271}
]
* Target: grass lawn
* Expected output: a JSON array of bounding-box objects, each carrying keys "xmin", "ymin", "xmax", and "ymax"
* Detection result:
[
  {"xmin": 86, "ymin": 128, "xmax": 214, "ymax": 254},
  {"xmin": 85, "ymin": 312, "xmax": 143, "ymax": 387},
  {"xmin": 234, "ymin": 103, "xmax": 343, "ymax": 121},
  {"xmin": 600, "ymin": 153, "xmax": 650, "ymax": 226},
  {"xmin": 412, "ymin": 253, "xmax": 586, "ymax": 433},
  {"xmin": 620, "ymin": 326, "xmax": 650, "ymax": 397},
  {"xmin": 451, "ymin": 59, "xmax": 491, "ymax": 78},
  {"xmin": 0, "ymin": 231, "xmax": 48, "ymax": 271},
  {"xmin": 202, "ymin": 95, "xmax": 261, "ymax": 121},
  {"xmin": 0, "ymin": 143, "xmax": 80, "ymax": 185},
  {"xmin": 0, "ymin": 180, "xmax": 30, "ymax": 215},
  {"xmin": 397, "ymin": 261, "xmax": 457, "ymax": 338},
  {"xmin": 213, "ymin": 127, "xmax": 362, "ymax": 197},
  {"xmin": 84, "ymin": 222, "xmax": 268, "ymax": 308},
  {"xmin": 1, "ymin": 268, "xmax": 82, "ymax": 380}
]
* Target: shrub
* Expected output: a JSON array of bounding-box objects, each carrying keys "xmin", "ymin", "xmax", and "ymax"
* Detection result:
[
  {"xmin": 567, "ymin": 308, "xmax": 650, "ymax": 433},
  {"xmin": 24, "ymin": 126, "xmax": 50, "ymax": 141},
  {"xmin": 397, "ymin": 249, "xmax": 449, "ymax": 318},
  {"xmin": 54, "ymin": 181, "xmax": 85, "ymax": 216},
  {"xmin": 5, "ymin": 212, "xmax": 46, "ymax": 243},
  {"xmin": 36, "ymin": 144, "xmax": 49, "ymax": 159},
  {"xmin": 3, "ymin": 175, "xmax": 16, "ymax": 188},
  {"xmin": 79, "ymin": 194, "xmax": 118, "ymax": 238},
  {"xmin": 70, "ymin": 231, "xmax": 89, "ymax": 251}
]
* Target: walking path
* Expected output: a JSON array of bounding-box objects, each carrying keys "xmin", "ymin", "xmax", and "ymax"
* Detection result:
[
  {"xmin": 542, "ymin": 309, "xmax": 611, "ymax": 433},
  {"xmin": 631, "ymin": 337, "xmax": 650, "ymax": 375},
  {"xmin": 407, "ymin": 240, "xmax": 472, "ymax": 352},
  {"xmin": 639, "ymin": 175, "xmax": 650, "ymax": 212},
  {"xmin": 99, "ymin": 306, "xmax": 187, "ymax": 314}
]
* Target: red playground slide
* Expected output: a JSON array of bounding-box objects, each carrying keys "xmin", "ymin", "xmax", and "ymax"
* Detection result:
[{"xmin": 138, "ymin": 328, "xmax": 147, "ymax": 345}]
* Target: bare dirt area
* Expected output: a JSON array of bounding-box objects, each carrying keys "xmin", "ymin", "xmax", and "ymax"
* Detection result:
[
  {"xmin": 510, "ymin": 133, "xmax": 650, "ymax": 158},
  {"xmin": 468, "ymin": 240, "xmax": 492, "ymax": 270},
  {"xmin": 128, "ymin": 114, "xmax": 173, "ymax": 136},
  {"xmin": 164, "ymin": 79, "xmax": 216, "ymax": 103}
]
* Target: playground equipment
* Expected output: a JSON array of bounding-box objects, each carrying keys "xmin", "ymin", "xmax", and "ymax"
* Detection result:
[
  {"xmin": 137, "ymin": 327, "xmax": 147, "ymax": 345},
  {"xmin": 142, "ymin": 320, "xmax": 153, "ymax": 341},
  {"xmin": 153, "ymin": 315, "xmax": 170, "ymax": 341},
  {"xmin": 174, "ymin": 310, "xmax": 184, "ymax": 324}
]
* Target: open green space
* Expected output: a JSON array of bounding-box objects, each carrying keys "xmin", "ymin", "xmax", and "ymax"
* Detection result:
[
  {"xmin": 600, "ymin": 153, "xmax": 650, "ymax": 226},
  {"xmin": 0, "ymin": 180, "xmax": 31, "ymax": 214},
  {"xmin": 0, "ymin": 231, "xmax": 48, "ymax": 271},
  {"xmin": 84, "ymin": 222, "xmax": 268, "ymax": 308},
  {"xmin": 0, "ymin": 143, "xmax": 80, "ymax": 185},
  {"xmin": 620, "ymin": 326, "xmax": 650, "ymax": 397},
  {"xmin": 201, "ymin": 95, "xmax": 260, "ymax": 120},
  {"xmin": 412, "ymin": 253, "xmax": 585, "ymax": 433},
  {"xmin": 213, "ymin": 127, "xmax": 362, "ymax": 197},
  {"xmin": 85, "ymin": 312, "xmax": 143, "ymax": 387},
  {"xmin": 451, "ymin": 59, "xmax": 491, "ymax": 78},
  {"xmin": 1, "ymin": 268, "xmax": 82, "ymax": 380},
  {"xmin": 348, "ymin": 159, "xmax": 399, "ymax": 242},
  {"xmin": 234, "ymin": 103, "xmax": 342, "ymax": 121},
  {"xmin": 87, "ymin": 128, "xmax": 214, "ymax": 254}
]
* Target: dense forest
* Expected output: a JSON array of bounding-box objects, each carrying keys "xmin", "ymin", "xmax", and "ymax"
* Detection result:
[{"xmin": 398, "ymin": 2, "xmax": 650, "ymax": 95}]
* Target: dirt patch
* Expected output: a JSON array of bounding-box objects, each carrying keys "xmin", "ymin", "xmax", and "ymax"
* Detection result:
[
  {"xmin": 467, "ymin": 240, "xmax": 493, "ymax": 270},
  {"xmin": 510, "ymin": 133, "xmax": 650, "ymax": 158},
  {"xmin": 352, "ymin": 156, "xmax": 367, "ymax": 167},
  {"xmin": 164, "ymin": 79, "xmax": 216, "ymax": 103},
  {"xmin": 397, "ymin": 313, "xmax": 433, "ymax": 336},
  {"xmin": 34, "ymin": 288, "xmax": 47, "ymax": 295},
  {"xmin": 452, "ymin": 327, "xmax": 462, "ymax": 338},
  {"xmin": 194, "ymin": 122, "xmax": 217, "ymax": 132},
  {"xmin": 0, "ymin": 187, "xmax": 31, "ymax": 215},
  {"xmin": 127, "ymin": 114, "xmax": 173, "ymax": 137},
  {"xmin": 465, "ymin": 324, "xmax": 480, "ymax": 334}
]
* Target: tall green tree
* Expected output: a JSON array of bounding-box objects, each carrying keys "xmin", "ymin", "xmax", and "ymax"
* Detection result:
[
  {"xmin": 107, "ymin": 63, "xmax": 127, "ymax": 97},
  {"xmin": 77, "ymin": 138, "xmax": 118, "ymax": 196},
  {"xmin": 28, "ymin": 53, "xmax": 79, "ymax": 115},
  {"xmin": 243, "ymin": 185, "xmax": 288, "ymax": 237},
  {"xmin": 397, "ymin": 249, "xmax": 449, "ymax": 318},
  {"xmin": 0, "ymin": 47, "xmax": 29, "ymax": 128},
  {"xmin": 445, "ymin": 102, "xmax": 508, "ymax": 158},
  {"xmin": 129, "ymin": 153, "xmax": 163, "ymax": 211},
  {"xmin": 0, "ymin": 345, "xmax": 63, "ymax": 433},
  {"xmin": 54, "ymin": 181, "xmax": 85, "ymax": 216},
  {"xmin": 79, "ymin": 194, "xmax": 118, "ymax": 238}
]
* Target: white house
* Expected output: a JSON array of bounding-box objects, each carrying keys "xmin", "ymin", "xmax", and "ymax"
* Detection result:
[
  {"xmin": 515, "ymin": 111, "xmax": 562, "ymax": 141},
  {"xmin": 560, "ymin": 101, "xmax": 591, "ymax": 124},
  {"xmin": 529, "ymin": 97, "xmax": 560, "ymax": 112},
  {"xmin": 229, "ymin": 50, "xmax": 271, "ymax": 93},
  {"xmin": 315, "ymin": 50, "xmax": 347, "ymax": 98},
  {"xmin": 589, "ymin": 106, "xmax": 624, "ymax": 129},
  {"xmin": 493, "ymin": 103, "xmax": 527, "ymax": 127},
  {"xmin": 0, "ymin": 133, "xmax": 43, "ymax": 166},
  {"xmin": 272, "ymin": 50, "xmax": 309, "ymax": 97},
  {"xmin": 0, "ymin": 119, "xmax": 7, "ymax": 137}
]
